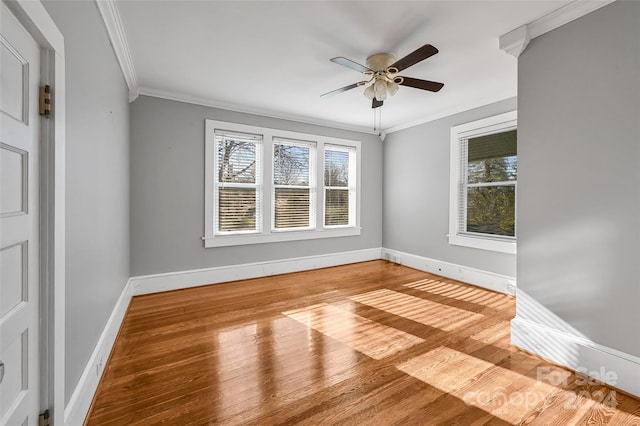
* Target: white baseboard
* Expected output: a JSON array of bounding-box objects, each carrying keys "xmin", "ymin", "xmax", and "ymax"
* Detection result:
[
  {"xmin": 381, "ymin": 248, "xmax": 516, "ymax": 295},
  {"xmin": 64, "ymin": 278, "xmax": 134, "ymax": 426},
  {"xmin": 511, "ymin": 317, "xmax": 640, "ymax": 398},
  {"xmin": 130, "ymin": 247, "xmax": 383, "ymax": 296}
]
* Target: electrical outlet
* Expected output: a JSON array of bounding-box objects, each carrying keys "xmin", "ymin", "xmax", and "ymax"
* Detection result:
[
  {"xmin": 96, "ymin": 356, "xmax": 104, "ymax": 377},
  {"xmin": 507, "ymin": 284, "xmax": 516, "ymax": 296}
]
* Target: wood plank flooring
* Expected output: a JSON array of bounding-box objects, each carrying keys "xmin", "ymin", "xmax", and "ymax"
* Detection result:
[{"xmin": 85, "ymin": 260, "xmax": 640, "ymax": 425}]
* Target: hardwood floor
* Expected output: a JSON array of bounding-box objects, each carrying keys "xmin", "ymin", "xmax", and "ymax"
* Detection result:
[{"xmin": 85, "ymin": 261, "xmax": 640, "ymax": 425}]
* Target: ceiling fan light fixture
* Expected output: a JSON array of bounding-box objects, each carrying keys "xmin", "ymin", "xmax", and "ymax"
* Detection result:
[
  {"xmin": 363, "ymin": 84, "xmax": 376, "ymax": 100},
  {"xmin": 373, "ymin": 79, "xmax": 387, "ymax": 101},
  {"xmin": 387, "ymin": 81, "xmax": 399, "ymax": 96}
]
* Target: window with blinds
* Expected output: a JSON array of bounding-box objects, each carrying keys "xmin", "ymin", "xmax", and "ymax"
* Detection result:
[
  {"xmin": 214, "ymin": 130, "xmax": 262, "ymax": 234},
  {"xmin": 324, "ymin": 145, "xmax": 355, "ymax": 227},
  {"xmin": 204, "ymin": 119, "xmax": 361, "ymax": 247},
  {"xmin": 273, "ymin": 139, "xmax": 315, "ymax": 230},
  {"xmin": 459, "ymin": 129, "xmax": 517, "ymax": 238},
  {"xmin": 448, "ymin": 111, "xmax": 517, "ymax": 254}
]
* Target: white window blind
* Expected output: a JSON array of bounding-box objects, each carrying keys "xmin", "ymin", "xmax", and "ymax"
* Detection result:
[
  {"xmin": 214, "ymin": 130, "xmax": 262, "ymax": 234},
  {"xmin": 272, "ymin": 138, "xmax": 316, "ymax": 230},
  {"xmin": 324, "ymin": 145, "xmax": 355, "ymax": 227}
]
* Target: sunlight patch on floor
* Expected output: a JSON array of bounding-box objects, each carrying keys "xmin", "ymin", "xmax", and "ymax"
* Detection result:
[
  {"xmin": 350, "ymin": 289, "xmax": 483, "ymax": 331},
  {"xmin": 404, "ymin": 279, "xmax": 511, "ymax": 309},
  {"xmin": 397, "ymin": 346, "xmax": 583, "ymax": 424},
  {"xmin": 283, "ymin": 303, "xmax": 423, "ymax": 360}
]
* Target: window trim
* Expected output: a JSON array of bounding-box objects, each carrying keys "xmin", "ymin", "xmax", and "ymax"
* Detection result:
[
  {"xmin": 204, "ymin": 120, "xmax": 361, "ymax": 248},
  {"xmin": 448, "ymin": 110, "xmax": 517, "ymax": 254}
]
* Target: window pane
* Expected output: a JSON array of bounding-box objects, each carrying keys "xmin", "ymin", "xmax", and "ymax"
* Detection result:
[
  {"xmin": 217, "ymin": 139, "xmax": 256, "ymax": 183},
  {"xmin": 466, "ymin": 186, "xmax": 515, "ymax": 237},
  {"xmin": 325, "ymin": 149, "xmax": 349, "ymax": 187},
  {"xmin": 325, "ymin": 188, "xmax": 349, "ymax": 226},
  {"xmin": 274, "ymin": 188, "xmax": 310, "ymax": 229},
  {"xmin": 468, "ymin": 155, "xmax": 517, "ymax": 183},
  {"xmin": 274, "ymin": 144, "xmax": 310, "ymax": 185},
  {"xmin": 218, "ymin": 187, "xmax": 257, "ymax": 231}
]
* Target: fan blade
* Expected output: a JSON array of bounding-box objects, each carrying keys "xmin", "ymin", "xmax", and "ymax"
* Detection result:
[
  {"xmin": 331, "ymin": 57, "xmax": 372, "ymax": 73},
  {"xmin": 399, "ymin": 77, "xmax": 444, "ymax": 92},
  {"xmin": 389, "ymin": 44, "xmax": 438, "ymax": 72},
  {"xmin": 321, "ymin": 81, "xmax": 366, "ymax": 97},
  {"xmin": 372, "ymin": 98, "xmax": 383, "ymax": 109}
]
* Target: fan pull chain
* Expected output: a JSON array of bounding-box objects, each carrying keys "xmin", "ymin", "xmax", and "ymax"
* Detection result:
[
  {"xmin": 373, "ymin": 109, "xmax": 377, "ymax": 132},
  {"xmin": 373, "ymin": 107, "xmax": 382, "ymax": 136}
]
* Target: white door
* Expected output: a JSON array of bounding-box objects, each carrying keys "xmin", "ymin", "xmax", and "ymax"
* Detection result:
[{"xmin": 0, "ymin": 2, "xmax": 41, "ymax": 425}]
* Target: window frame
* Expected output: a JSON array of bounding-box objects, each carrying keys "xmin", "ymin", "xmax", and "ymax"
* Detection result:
[
  {"xmin": 271, "ymin": 138, "xmax": 317, "ymax": 232},
  {"xmin": 213, "ymin": 130, "xmax": 263, "ymax": 236},
  {"xmin": 448, "ymin": 111, "xmax": 517, "ymax": 254},
  {"xmin": 204, "ymin": 120, "xmax": 361, "ymax": 248},
  {"xmin": 323, "ymin": 144, "xmax": 357, "ymax": 229}
]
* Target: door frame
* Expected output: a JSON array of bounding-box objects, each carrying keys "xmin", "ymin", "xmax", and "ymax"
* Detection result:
[{"xmin": 2, "ymin": 0, "xmax": 65, "ymax": 424}]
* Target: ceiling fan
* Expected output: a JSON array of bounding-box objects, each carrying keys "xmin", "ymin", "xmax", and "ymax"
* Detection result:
[{"xmin": 321, "ymin": 44, "xmax": 444, "ymax": 109}]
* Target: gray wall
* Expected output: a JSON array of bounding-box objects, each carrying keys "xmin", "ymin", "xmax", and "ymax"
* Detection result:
[
  {"xmin": 42, "ymin": 1, "xmax": 131, "ymax": 403},
  {"xmin": 383, "ymin": 98, "xmax": 517, "ymax": 277},
  {"xmin": 517, "ymin": 0, "xmax": 640, "ymax": 356},
  {"xmin": 130, "ymin": 96, "xmax": 382, "ymax": 276}
]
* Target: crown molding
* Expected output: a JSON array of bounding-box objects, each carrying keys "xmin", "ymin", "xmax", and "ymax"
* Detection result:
[
  {"xmin": 527, "ymin": 0, "xmax": 616, "ymax": 39},
  {"xmin": 137, "ymin": 86, "xmax": 378, "ymax": 135},
  {"xmin": 95, "ymin": 0, "xmax": 139, "ymax": 102},
  {"xmin": 384, "ymin": 93, "xmax": 516, "ymax": 135},
  {"xmin": 499, "ymin": 26, "xmax": 530, "ymax": 58},
  {"xmin": 500, "ymin": 0, "xmax": 616, "ymax": 58}
]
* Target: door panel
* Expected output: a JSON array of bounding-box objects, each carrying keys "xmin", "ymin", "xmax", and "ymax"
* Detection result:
[
  {"xmin": 0, "ymin": 2, "xmax": 40, "ymax": 425},
  {"xmin": 0, "ymin": 241, "xmax": 27, "ymax": 317},
  {"xmin": 0, "ymin": 37, "xmax": 28, "ymax": 123},
  {"xmin": 0, "ymin": 143, "xmax": 28, "ymax": 217}
]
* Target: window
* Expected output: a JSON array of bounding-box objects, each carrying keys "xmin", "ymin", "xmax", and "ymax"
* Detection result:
[
  {"xmin": 464, "ymin": 130, "xmax": 517, "ymax": 236},
  {"xmin": 204, "ymin": 120, "xmax": 361, "ymax": 247},
  {"xmin": 273, "ymin": 139, "xmax": 315, "ymax": 231},
  {"xmin": 449, "ymin": 111, "xmax": 517, "ymax": 254},
  {"xmin": 214, "ymin": 131, "xmax": 262, "ymax": 234},
  {"xmin": 324, "ymin": 145, "xmax": 356, "ymax": 227}
]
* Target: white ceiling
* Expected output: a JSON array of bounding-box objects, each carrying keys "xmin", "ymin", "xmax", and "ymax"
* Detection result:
[{"xmin": 114, "ymin": 0, "xmax": 573, "ymax": 133}]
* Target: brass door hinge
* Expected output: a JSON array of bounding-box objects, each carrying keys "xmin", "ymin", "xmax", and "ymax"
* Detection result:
[
  {"xmin": 39, "ymin": 85, "xmax": 51, "ymax": 117},
  {"xmin": 39, "ymin": 409, "xmax": 50, "ymax": 426}
]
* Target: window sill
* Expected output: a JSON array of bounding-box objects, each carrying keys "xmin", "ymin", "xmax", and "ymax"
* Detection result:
[
  {"xmin": 203, "ymin": 227, "xmax": 361, "ymax": 248},
  {"xmin": 448, "ymin": 234, "xmax": 516, "ymax": 254}
]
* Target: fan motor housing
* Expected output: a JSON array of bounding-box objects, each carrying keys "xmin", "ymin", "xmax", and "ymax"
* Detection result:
[{"xmin": 366, "ymin": 53, "xmax": 396, "ymax": 72}]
